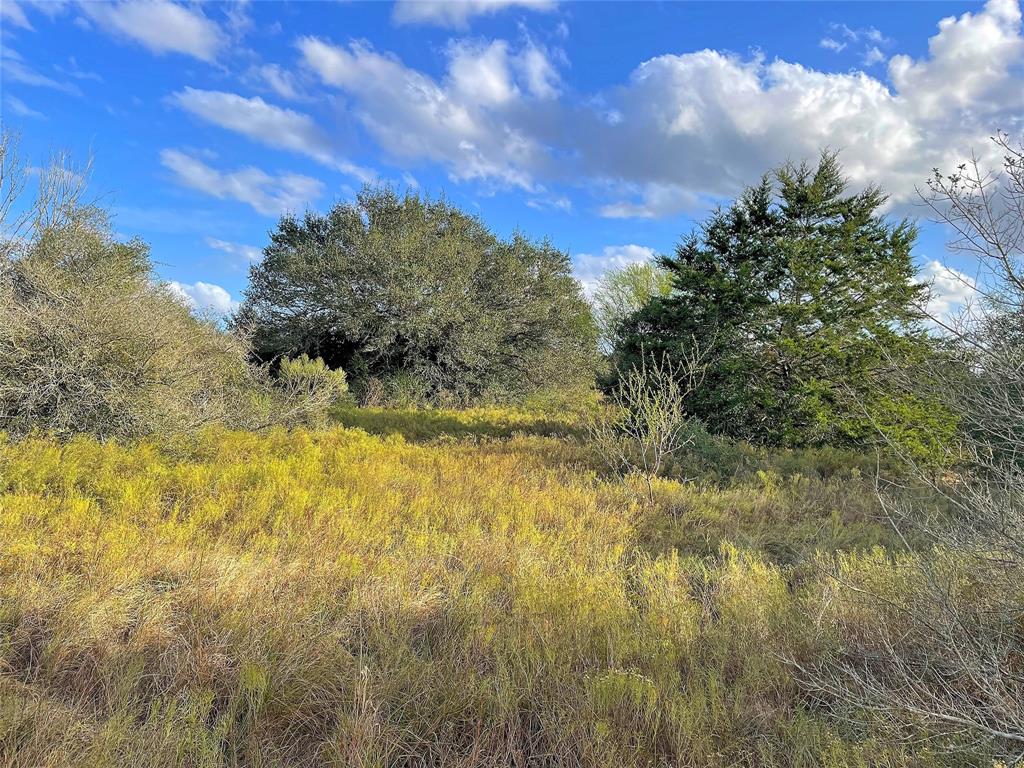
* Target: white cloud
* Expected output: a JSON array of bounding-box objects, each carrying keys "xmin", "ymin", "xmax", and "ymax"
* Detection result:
[
  {"xmin": 248, "ymin": 63, "xmax": 305, "ymax": 100},
  {"xmin": 293, "ymin": 0, "xmax": 1023, "ymax": 218},
  {"xmin": 166, "ymin": 280, "xmax": 237, "ymax": 315},
  {"xmin": 819, "ymin": 37, "xmax": 846, "ymax": 53},
  {"xmin": 827, "ymin": 22, "xmax": 890, "ymax": 47},
  {"xmin": 448, "ymin": 39, "xmax": 518, "ymax": 105},
  {"xmin": 1, "ymin": 48, "xmax": 81, "ymax": 95},
  {"xmin": 862, "ymin": 46, "xmax": 886, "ymax": 66},
  {"xmin": 516, "ymin": 40, "xmax": 561, "ymax": 99},
  {"xmin": 160, "ymin": 149, "xmax": 324, "ymax": 216},
  {"xmin": 889, "ymin": 0, "xmax": 1023, "ymax": 120},
  {"xmin": 206, "ymin": 237, "xmax": 262, "ymax": 261},
  {"xmin": 919, "ymin": 259, "xmax": 979, "ymax": 319},
  {"xmin": 169, "ymin": 87, "xmax": 372, "ymax": 180},
  {"xmin": 573, "ymin": 244, "xmax": 658, "ymax": 293},
  {"xmin": 299, "ymin": 36, "xmax": 557, "ymax": 189},
  {"xmin": 1, "ymin": 0, "xmax": 32, "ymax": 29},
  {"xmin": 78, "ymin": 0, "xmax": 225, "ymax": 62},
  {"xmin": 392, "ymin": 0, "xmax": 556, "ymax": 28},
  {"xmin": 598, "ymin": 183, "xmax": 701, "ymax": 219},
  {"xmin": 4, "ymin": 95, "xmax": 46, "ymax": 120},
  {"xmin": 587, "ymin": 0, "xmax": 1024, "ymax": 217},
  {"xmin": 224, "ymin": 0, "xmax": 253, "ymax": 40}
]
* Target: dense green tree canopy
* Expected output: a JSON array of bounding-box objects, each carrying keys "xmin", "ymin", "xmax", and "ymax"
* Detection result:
[
  {"xmin": 235, "ymin": 187, "xmax": 598, "ymax": 404},
  {"xmin": 617, "ymin": 153, "xmax": 946, "ymax": 449}
]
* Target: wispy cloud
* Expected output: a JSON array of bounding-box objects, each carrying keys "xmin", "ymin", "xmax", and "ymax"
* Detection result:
[
  {"xmin": 4, "ymin": 95, "xmax": 47, "ymax": 120},
  {"xmin": 168, "ymin": 87, "xmax": 373, "ymax": 180},
  {"xmin": 392, "ymin": 0, "xmax": 556, "ymax": 29},
  {"xmin": 206, "ymin": 237, "xmax": 262, "ymax": 262},
  {"xmin": 160, "ymin": 149, "xmax": 324, "ymax": 216},
  {"xmin": 78, "ymin": 0, "xmax": 225, "ymax": 62},
  {"xmin": 820, "ymin": 21, "xmax": 892, "ymax": 64},
  {"xmin": 1, "ymin": 48, "xmax": 81, "ymax": 96},
  {"xmin": 54, "ymin": 56, "xmax": 102, "ymax": 81},
  {"xmin": 0, "ymin": 0, "xmax": 33, "ymax": 29}
]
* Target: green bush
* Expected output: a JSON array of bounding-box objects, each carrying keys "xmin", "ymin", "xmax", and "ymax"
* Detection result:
[{"xmin": 277, "ymin": 354, "xmax": 348, "ymax": 401}]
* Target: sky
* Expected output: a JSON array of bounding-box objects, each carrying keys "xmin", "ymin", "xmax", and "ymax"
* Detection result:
[{"xmin": 2, "ymin": 0, "xmax": 1022, "ymax": 317}]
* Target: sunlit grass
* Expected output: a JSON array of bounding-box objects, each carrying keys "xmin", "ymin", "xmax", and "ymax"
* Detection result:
[{"xmin": 0, "ymin": 416, "xmax": 958, "ymax": 766}]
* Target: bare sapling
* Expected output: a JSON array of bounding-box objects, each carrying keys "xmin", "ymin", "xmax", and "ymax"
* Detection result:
[{"xmin": 589, "ymin": 344, "xmax": 707, "ymax": 503}]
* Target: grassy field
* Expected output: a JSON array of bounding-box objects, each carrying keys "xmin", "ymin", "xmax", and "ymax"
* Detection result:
[{"xmin": 0, "ymin": 409, "xmax": 970, "ymax": 767}]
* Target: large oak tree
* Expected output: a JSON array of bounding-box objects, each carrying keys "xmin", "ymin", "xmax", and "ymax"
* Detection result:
[{"xmin": 235, "ymin": 187, "xmax": 598, "ymax": 404}]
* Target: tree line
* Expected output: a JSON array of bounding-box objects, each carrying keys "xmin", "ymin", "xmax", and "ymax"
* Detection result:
[
  {"xmin": 233, "ymin": 151, "xmax": 954, "ymax": 460},
  {"xmin": 0, "ymin": 130, "xmax": 1001, "ymax": 468}
]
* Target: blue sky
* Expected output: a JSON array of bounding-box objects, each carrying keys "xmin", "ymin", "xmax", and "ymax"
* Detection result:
[{"xmin": 3, "ymin": 0, "xmax": 1022, "ymax": 316}]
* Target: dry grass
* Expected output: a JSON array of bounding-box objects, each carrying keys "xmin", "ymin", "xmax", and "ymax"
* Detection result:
[{"xmin": 0, "ymin": 413, "xmax": 979, "ymax": 767}]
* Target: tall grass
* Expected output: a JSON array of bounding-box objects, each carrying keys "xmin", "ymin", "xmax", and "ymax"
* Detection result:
[{"xmin": 0, "ymin": 416, "xmax": 980, "ymax": 766}]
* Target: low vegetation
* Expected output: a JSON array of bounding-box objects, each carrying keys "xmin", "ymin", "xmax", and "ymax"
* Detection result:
[{"xmin": 0, "ymin": 417, "xmax": 951, "ymax": 768}]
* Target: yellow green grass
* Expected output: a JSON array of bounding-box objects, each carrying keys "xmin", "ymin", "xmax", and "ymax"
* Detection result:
[{"xmin": 0, "ymin": 413, "xmax": 958, "ymax": 766}]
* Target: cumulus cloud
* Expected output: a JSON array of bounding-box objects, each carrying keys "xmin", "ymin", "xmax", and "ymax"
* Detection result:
[
  {"xmin": 168, "ymin": 87, "xmax": 372, "ymax": 179},
  {"xmin": 288, "ymin": 0, "xmax": 1024, "ymax": 218},
  {"xmin": 206, "ymin": 237, "xmax": 262, "ymax": 262},
  {"xmin": 919, "ymin": 259, "xmax": 979, "ymax": 319},
  {"xmin": 573, "ymin": 244, "xmax": 658, "ymax": 294},
  {"xmin": 392, "ymin": 0, "xmax": 555, "ymax": 28},
  {"xmin": 299, "ymin": 35, "xmax": 561, "ymax": 189},
  {"xmin": 160, "ymin": 149, "xmax": 324, "ymax": 216},
  {"xmin": 166, "ymin": 280, "xmax": 237, "ymax": 315},
  {"xmin": 587, "ymin": 0, "xmax": 1024, "ymax": 216},
  {"xmin": 889, "ymin": 0, "xmax": 1023, "ymax": 120},
  {"xmin": 78, "ymin": 0, "xmax": 225, "ymax": 62}
]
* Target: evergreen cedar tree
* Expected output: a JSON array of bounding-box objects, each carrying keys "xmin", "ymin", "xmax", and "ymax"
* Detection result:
[
  {"xmin": 616, "ymin": 153, "xmax": 953, "ymax": 453},
  {"xmin": 234, "ymin": 187, "xmax": 598, "ymax": 403}
]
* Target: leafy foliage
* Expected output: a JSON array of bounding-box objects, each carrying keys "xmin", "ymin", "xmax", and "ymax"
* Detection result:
[
  {"xmin": 235, "ymin": 187, "xmax": 599, "ymax": 405},
  {"xmin": 803, "ymin": 132, "xmax": 1024, "ymax": 758},
  {"xmin": 617, "ymin": 152, "xmax": 950, "ymax": 452}
]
